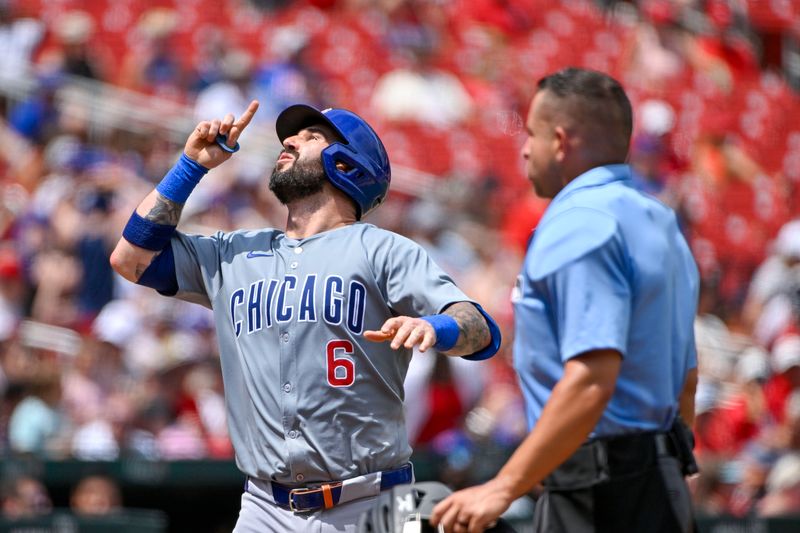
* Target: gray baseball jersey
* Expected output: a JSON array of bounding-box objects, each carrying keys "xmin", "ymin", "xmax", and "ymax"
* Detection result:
[{"xmin": 169, "ymin": 222, "xmax": 474, "ymax": 485}]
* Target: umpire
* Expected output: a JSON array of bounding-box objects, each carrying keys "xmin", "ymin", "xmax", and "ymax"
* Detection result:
[{"xmin": 431, "ymin": 67, "xmax": 700, "ymax": 533}]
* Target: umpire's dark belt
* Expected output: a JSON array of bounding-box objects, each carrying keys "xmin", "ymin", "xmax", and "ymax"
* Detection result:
[
  {"xmin": 269, "ymin": 463, "xmax": 413, "ymax": 513},
  {"xmin": 544, "ymin": 431, "xmax": 680, "ymax": 491}
]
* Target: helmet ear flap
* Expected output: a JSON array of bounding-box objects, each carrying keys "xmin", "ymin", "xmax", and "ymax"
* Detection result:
[
  {"xmin": 328, "ymin": 149, "xmax": 362, "ymax": 179},
  {"xmin": 321, "ymin": 143, "xmax": 386, "ymax": 220}
]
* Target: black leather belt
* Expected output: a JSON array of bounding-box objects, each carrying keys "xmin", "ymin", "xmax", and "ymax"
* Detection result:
[
  {"xmin": 544, "ymin": 431, "xmax": 680, "ymax": 490},
  {"xmin": 602, "ymin": 430, "xmax": 680, "ymax": 459}
]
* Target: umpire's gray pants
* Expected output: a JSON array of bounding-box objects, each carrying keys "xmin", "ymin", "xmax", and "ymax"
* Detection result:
[{"xmin": 233, "ymin": 477, "xmax": 377, "ymax": 533}]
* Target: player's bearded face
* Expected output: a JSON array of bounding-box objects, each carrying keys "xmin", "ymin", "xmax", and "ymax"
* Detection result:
[{"xmin": 269, "ymin": 155, "xmax": 326, "ymax": 204}]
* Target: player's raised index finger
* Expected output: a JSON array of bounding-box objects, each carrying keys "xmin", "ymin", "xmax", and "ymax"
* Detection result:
[{"xmin": 235, "ymin": 100, "xmax": 259, "ymax": 130}]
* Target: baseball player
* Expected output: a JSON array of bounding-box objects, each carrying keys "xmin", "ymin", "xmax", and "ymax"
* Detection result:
[
  {"xmin": 109, "ymin": 100, "xmax": 501, "ymax": 532},
  {"xmin": 430, "ymin": 68, "xmax": 699, "ymax": 532}
]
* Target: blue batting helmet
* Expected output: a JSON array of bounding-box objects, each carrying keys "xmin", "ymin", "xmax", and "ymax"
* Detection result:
[{"xmin": 275, "ymin": 104, "xmax": 391, "ymax": 219}]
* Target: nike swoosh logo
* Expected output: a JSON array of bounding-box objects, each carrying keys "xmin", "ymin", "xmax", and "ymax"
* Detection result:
[{"xmin": 246, "ymin": 251, "xmax": 273, "ymax": 258}]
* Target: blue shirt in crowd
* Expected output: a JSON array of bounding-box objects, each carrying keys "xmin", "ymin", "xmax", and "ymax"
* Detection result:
[{"xmin": 512, "ymin": 164, "xmax": 699, "ymax": 438}]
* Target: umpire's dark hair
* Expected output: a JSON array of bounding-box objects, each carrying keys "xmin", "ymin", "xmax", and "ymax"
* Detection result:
[{"xmin": 537, "ymin": 67, "xmax": 633, "ymax": 158}]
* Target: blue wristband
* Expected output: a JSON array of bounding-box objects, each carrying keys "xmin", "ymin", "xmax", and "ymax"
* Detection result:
[
  {"xmin": 422, "ymin": 314, "xmax": 460, "ymax": 352},
  {"xmin": 155, "ymin": 153, "xmax": 209, "ymax": 204},
  {"xmin": 122, "ymin": 211, "xmax": 176, "ymax": 251},
  {"xmin": 215, "ymin": 134, "xmax": 240, "ymax": 153}
]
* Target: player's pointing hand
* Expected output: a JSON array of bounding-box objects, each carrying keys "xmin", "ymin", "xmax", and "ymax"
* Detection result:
[
  {"xmin": 364, "ymin": 316, "xmax": 437, "ymax": 352},
  {"xmin": 184, "ymin": 100, "xmax": 260, "ymax": 169}
]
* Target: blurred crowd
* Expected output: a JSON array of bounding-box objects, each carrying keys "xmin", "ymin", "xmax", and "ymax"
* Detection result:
[
  {"xmin": 1, "ymin": 473, "xmax": 122, "ymax": 519},
  {"xmin": 0, "ymin": 0, "xmax": 799, "ymax": 522}
]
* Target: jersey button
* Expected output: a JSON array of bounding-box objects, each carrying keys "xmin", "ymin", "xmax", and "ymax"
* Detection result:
[
  {"xmin": 283, "ymin": 383, "xmax": 292, "ymax": 393},
  {"xmin": 290, "ymin": 261, "xmax": 298, "ymax": 269},
  {"xmin": 294, "ymin": 247, "xmax": 303, "ymax": 254},
  {"xmin": 281, "ymin": 333, "xmax": 289, "ymax": 342},
  {"xmin": 288, "ymin": 430, "xmax": 298, "ymax": 439},
  {"xmin": 295, "ymin": 474, "xmax": 305, "ymax": 482}
]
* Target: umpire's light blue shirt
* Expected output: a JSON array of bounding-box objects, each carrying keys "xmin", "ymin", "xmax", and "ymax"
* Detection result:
[{"xmin": 512, "ymin": 164, "xmax": 699, "ymax": 438}]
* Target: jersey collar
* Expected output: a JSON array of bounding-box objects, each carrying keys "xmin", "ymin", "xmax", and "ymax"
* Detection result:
[{"xmin": 551, "ymin": 164, "xmax": 631, "ymax": 205}]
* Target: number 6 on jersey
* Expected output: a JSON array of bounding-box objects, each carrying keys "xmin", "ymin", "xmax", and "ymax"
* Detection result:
[{"xmin": 327, "ymin": 340, "xmax": 355, "ymax": 387}]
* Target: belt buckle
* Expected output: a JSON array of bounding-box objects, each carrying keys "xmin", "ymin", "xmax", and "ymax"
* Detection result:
[{"xmin": 288, "ymin": 487, "xmax": 319, "ymax": 513}]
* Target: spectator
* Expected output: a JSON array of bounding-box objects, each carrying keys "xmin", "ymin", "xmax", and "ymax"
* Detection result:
[
  {"xmin": 118, "ymin": 8, "xmax": 184, "ymax": 99},
  {"xmin": 404, "ymin": 351, "xmax": 485, "ymax": 448},
  {"xmin": 688, "ymin": 6, "xmax": 760, "ymax": 93},
  {"xmin": 74, "ymin": 200, "xmax": 117, "ymax": 322},
  {"xmin": 766, "ymin": 335, "xmax": 800, "ymax": 424},
  {"xmin": 619, "ymin": 2, "xmax": 690, "ymax": 94},
  {"xmin": 691, "ymin": 459, "xmax": 731, "ymax": 516},
  {"xmin": 0, "ymin": 247, "xmax": 23, "ymax": 336},
  {"xmin": 251, "ymin": 25, "xmax": 323, "ymax": 123},
  {"xmin": 784, "ymin": 391, "xmax": 800, "ymax": 451},
  {"xmin": 0, "ymin": 0, "xmax": 44, "ymax": 81},
  {"xmin": 745, "ymin": 219, "xmax": 800, "ymax": 342},
  {"xmin": 700, "ymin": 347, "xmax": 771, "ymax": 455},
  {"xmin": 629, "ymin": 99, "xmax": 681, "ymax": 199},
  {"xmin": 193, "ymin": 49, "xmax": 255, "ymax": 125},
  {"xmin": 7, "ymin": 72, "xmax": 63, "ymax": 145},
  {"xmin": 401, "ymin": 198, "xmax": 479, "ymax": 279},
  {"xmin": 759, "ymin": 453, "xmax": 800, "ymax": 516},
  {"xmin": 677, "ymin": 135, "xmax": 789, "ymax": 319},
  {"xmin": 0, "ymin": 475, "xmax": 51, "ymax": 519},
  {"xmin": 70, "ymin": 416, "xmax": 120, "ymax": 461},
  {"xmin": 371, "ymin": 45, "xmax": 474, "ymax": 127},
  {"xmin": 42, "ymin": 10, "xmax": 102, "ymax": 80},
  {"xmin": 125, "ymin": 398, "xmax": 171, "ymax": 460},
  {"xmin": 156, "ymin": 411, "xmax": 207, "ymax": 460},
  {"xmin": 727, "ymin": 443, "xmax": 776, "ymax": 516},
  {"xmin": 70, "ymin": 475, "xmax": 122, "ymax": 516},
  {"xmin": 7, "ymin": 370, "xmax": 63, "ymax": 455},
  {"xmin": 28, "ymin": 247, "xmax": 81, "ymax": 328},
  {"xmin": 694, "ymin": 377, "xmax": 723, "ymax": 457},
  {"xmin": 175, "ymin": 364, "xmax": 231, "ymax": 458}
]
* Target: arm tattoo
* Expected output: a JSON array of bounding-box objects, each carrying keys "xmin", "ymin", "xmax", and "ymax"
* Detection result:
[
  {"xmin": 145, "ymin": 193, "xmax": 183, "ymax": 226},
  {"xmin": 443, "ymin": 301, "xmax": 491, "ymax": 355},
  {"xmin": 130, "ymin": 193, "xmax": 180, "ymax": 282},
  {"xmin": 134, "ymin": 250, "xmax": 161, "ymax": 282}
]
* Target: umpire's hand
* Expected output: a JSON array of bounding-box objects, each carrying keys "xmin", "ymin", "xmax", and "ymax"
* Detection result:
[
  {"xmin": 430, "ymin": 477, "xmax": 513, "ymax": 533},
  {"xmin": 184, "ymin": 100, "xmax": 259, "ymax": 169}
]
